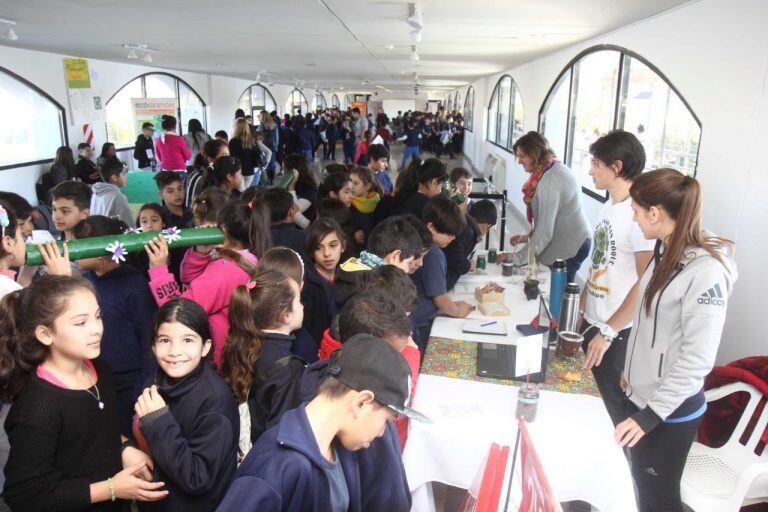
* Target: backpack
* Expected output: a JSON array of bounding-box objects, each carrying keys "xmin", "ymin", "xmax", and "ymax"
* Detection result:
[{"xmin": 247, "ymin": 355, "xmax": 307, "ymax": 443}]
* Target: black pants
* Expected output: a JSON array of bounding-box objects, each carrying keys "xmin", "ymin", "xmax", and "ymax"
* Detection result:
[
  {"xmin": 582, "ymin": 322, "xmax": 630, "ymax": 426},
  {"xmin": 623, "ymin": 400, "xmax": 701, "ymax": 512}
]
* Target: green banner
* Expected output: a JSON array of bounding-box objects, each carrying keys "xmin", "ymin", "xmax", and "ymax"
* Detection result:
[{"xmin": 64, "ymin": 58, "xmax": 91, "ymax": 89}]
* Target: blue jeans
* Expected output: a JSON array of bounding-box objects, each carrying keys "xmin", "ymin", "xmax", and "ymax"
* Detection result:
[
  {"xmin": 401, "ymin": 145, "xmax": 420, "ymax": 170},
  {"xmin": 563, "ymin": 237, "xmax": 591, "ymax": 283}
]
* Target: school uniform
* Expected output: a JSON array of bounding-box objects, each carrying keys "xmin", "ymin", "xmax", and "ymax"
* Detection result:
[
  {"xmin": 411, "ymin": 244, "xmax": 448, "ymax": 351},
  {"xmin": 139, "ymin": 361, "xmax": 238, "ymax": 512},
  {"xmin": 300, "ymin": 265, "xmax": 338, "ymax": 346},
  {"xmin": 443, "ymin": 215, "xmax": 480, "ymax": 291},
  {"xmin": 391, "ymin": 190, "xmax": 430, "ymax": 219},
  {"xmin": 134, "ymin": 134, "xmax": 155, "ymax": 169},
  {"xmin": 271, "ymin": 222, "xmax": 308, "ymax": 262},
  {"xmin": 162, "ymin": 205, "xmax": 195, "ymax": 229}
]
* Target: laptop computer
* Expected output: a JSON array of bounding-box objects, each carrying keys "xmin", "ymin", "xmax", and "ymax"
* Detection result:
[{"xmin": 475, "ymin": 295, "xmax": 554, "ymax": 383}]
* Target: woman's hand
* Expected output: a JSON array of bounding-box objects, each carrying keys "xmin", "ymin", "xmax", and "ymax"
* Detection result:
[
  {"xmin": 112, "ymin": 462, "xmax": 168, "ymax": 502},
  {"xmin": 614, "ymin": 417, "xmax": 645, "ymax": 448},
  {"xmin": 135, "ymin": 385, "xmax": 167, "ymax": 418},
  {"xmin": 121, "ymin": 446, "xmax": 154, "ymax": 481},
  {"xmin": 39, "ymin": 242, "xmax": 71, "ymax": 276},
  {"xmin": 510, "ymin": 233, "xmax": 530, "ymax": 245},
  {"xmin": 620, "ymin": 373, "xmax": 628, "ymax": 391},
  {"xmin": 584, "ymin": 333, "xmax": 609, "ymax": 370},
  {"xmin": 144, "ymin": 236, "xmax": 169, "ymax": 268}
]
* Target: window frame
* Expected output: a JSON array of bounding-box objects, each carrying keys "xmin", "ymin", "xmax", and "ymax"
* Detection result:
[
  {"xmin": 237, "ymin": 83, "xmax": 277, "ymax": 117},
  {"xmin": 538, "ymin": 44, "xmax": 702, "ymax": 202},
  {"xmin": 286, "ymin": 89, "xmax": 309, "ymax": 116},
  {"xmin": 105, "ymin": 72, "xmax": 207, "ymax": 150},
  {"xmin": 312, "ymin": 91, "xmax": 328, "ymax": 112},
  {"xmin": 485, "ymin": 74, "xmax": 524, "ymax": 153},
  {"xmin": 0, "ymin": 65, "xmax": 68, "ymax": 171},
  {"xmin": 331, "ymin": 94, "xmax": 340, "ymax": 109},
  {"xmin": 463, "ymin": 86, "xmax": 475, "ymax": 132}
]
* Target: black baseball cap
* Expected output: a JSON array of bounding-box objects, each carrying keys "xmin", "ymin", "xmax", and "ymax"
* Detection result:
[{"xmin": 326, "ymin": 334, "xmax": 431, "ymax": 423}]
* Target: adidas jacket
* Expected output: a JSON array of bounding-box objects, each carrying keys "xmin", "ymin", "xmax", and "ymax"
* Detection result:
[{"xmin": 624, "ymin": 242, "xmax": 738, "ymax": 432}]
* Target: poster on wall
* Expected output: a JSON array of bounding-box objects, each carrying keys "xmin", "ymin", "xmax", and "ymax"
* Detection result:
[
  {"xmin": 351, "ymin": 101, "xmax": 367, "ymax": 117},
  {"xmin": 131, "ymin": 98, "xmax": 178, "ymax": 137},
  {"xmin": 63, "ymin": 58, "xmax": 91, "ymax": 89}
]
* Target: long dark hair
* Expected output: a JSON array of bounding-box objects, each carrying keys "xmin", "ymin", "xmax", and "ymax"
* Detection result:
[
  {"xmin": 161, "ymin": 115, "xmax": 177, "ymax": 131},
  {"xmin": 52, "ymin": 146, "xmax": 76, "ymax": 179},
  {"xmin": 283, "ymin": 153, "xmax": 318, "ymax": 191},
  {"xmin": 99, "ymin": 142, "xmax": 115, "ymax": 158},
  {"xmin": 0, "ymin": 276, "xmax": 95, "ymax": 401},
  {"xmin": 152, "ymin": 298, "xmax": 213, "ymax": 363},
  {"xmin": 216, "ymin": 198, "xmax": 272, "ymax": 272},
  {"xmin": 394, "ymin": 157, "xmax": 446, "ymax": 202},
  {"xmin": 630, "ymin": 168, "xmax": 732, "ymax": 314},
  {"xmin": 318, "ymin": 171, "xmax": 352, "ymax": 200},
  {"xmin": 0, "ymin": 199, "xmax": 20, "ymax": 260},
  {"xmin": 201, "ymin": 156, "xmax": 241, "ymax": 190},
  {"xmin": 186, "ymin": 118, "xmax": 208, "ymax": 151},
  {"xmin": 221, "ymin": 270, "xmax": 297, "ymax": 402},
  {"xmin": 193, "ymin": 138, "xmax": 227, "ymax": 170}
]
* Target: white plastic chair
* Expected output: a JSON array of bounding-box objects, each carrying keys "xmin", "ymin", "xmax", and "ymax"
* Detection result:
[{"xmin": 681, "ymin": 381, "xmax": 768, "ymax": 511}]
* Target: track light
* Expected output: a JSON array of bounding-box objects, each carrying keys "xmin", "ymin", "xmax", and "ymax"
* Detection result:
[
  {"xmin": 0, "ymin": 18, "xmax": 17, "ymax": 41},
  {"xmin": 410, "ymin": 29, "xmax": 422, "ymax": 44},
  {"xmin": 142, "ymin": 53, "xmax": 152, "ymax": 64},
  {"xmin": 127, "ymin": 49, "xmax": 138, "ymax": 59},
  {"xmin": 407, "ymin": 3, "xmax": 423, "ymax": 29}
]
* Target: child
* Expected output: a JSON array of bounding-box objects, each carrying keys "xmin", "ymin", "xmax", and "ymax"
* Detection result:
[
  {"xmin": 216, "ymin": 334, "xmax": 422, "ymax": 512},
  {"xmin": 314, "ymin": 198, "xmax": 357, "ymax": 260},
  {"xmin": 263, "ymin": 187, "xmax": 308, "ymax": 262},
  {"xmin": 0, "ymin": 192, "xmax": 34, "ymax": 241},
  {"xmin": 341, "ymin": 118, "xmax": 355, "ymax": 166},
  {"xmin": 192, "ymin": 183, "xmax": 230, "ymax": 229},
  {"xmin": 411, "ymin": 196, "xmax": 471, "ymax": 352},
  {"xmin": 367, "ymin": 215, "xmax": 428, "ymax": 274},
  {"xmin": 318, "ymin": 171, "xmax": 354, "ymax": 208},
  {"xmin": 353, "ymin": 129, "xmax": 373, "ymax": 166},
  {"xmin": 349, "ymin": 166, "xmax": 383, "ymax": 246},
  {"xmin": 186, "ymin": 139, "xmax": 229, "ymax": 210},
  {"xmin": 444, "ymin": 199, "xmax": 498, "ymax": 290},
  {"xmin": 398, "ymin": 118, "xmax": 421, "ymax": 170},
  {"xmin": 391, "ymin": 158, "xmax": 448, "ymax": 219},
  {"xmin": 133, "ymin": 122, "xmax": 156, "ymax": 170},
  {"xmin": 449, "ymin": 166, "xmax": 473, "ymax": 209},
  {"xmin": 221, "ymin": 270, "xmax": 305, "ymax": 457},
  {"xmin": 154, "ymin": 171, "xmax": 195, "ymax": 228},
  {"xmin": 201, "ymin": 155, "xmax": 243, "ymax": 199},
  {"xmin": 135, "ymin": 298, "xmax": 238, "ymax": 511},
  {"xmin": 283, "ymin": 153, "xmax": 319, "ymax": 228},
  {"xmin": 366, "ymin": 144, "xmax": 393, "ymax": 194},
  {"xmin": 51, "ymin": 180, "xmax": 91, "ymax": 241},
  {"xmin": 301, "ymin": 218, "xmax": 345, "ymax": 345},
  {"xmin": 1, "ymin": 276, "xmax": 167, "ymax": 510},
  {"xmin": 145, "ymin": 199, "xmax": 272, "ymax": 365},
  {"xmin": 0, "ymin": 202, "xmax": 25, "ymax": 298},
  {"xmin": 154, "ymin": 115, "xmax": 191, "ymax": 172},
  {"xmin": 136, "ymin": 203, "xmax": 167, "ymax": 233},
  {"xmin": 90, "ymin": 159, "xmax": 133, "ymax": 225},
  {"xmin": 74, "ymin": 142, "xmax": 100, "ymax": 184},
  {"xmin": 215, "ymin": 130, "xmax": 229, "ymax": 143},
  {"xmin": 72, "ymin": 216, "xmax": 157, "ymax": 437}
]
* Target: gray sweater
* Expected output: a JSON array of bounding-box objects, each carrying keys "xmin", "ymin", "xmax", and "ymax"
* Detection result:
[{"xmin": 531, "ymin": 162, "xmax": 590, "ymax": 265}]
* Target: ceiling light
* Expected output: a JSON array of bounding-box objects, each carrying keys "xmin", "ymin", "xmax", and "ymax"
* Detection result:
[
  {"xmin": 384, "ymin": 44, "xmax": 395, "ymax": 51},
  {"xmin": 142, "ymin": 53, "xmax": 152, "ymax": 64},
  {"xmin": 409, "ymin": 29, "xmax": 422, "ymax": 44},
  {"xmin": 407, "ymin": 3, "xmax": 423, "ymax": 29},
  {"xmin": 127, "ymin": 49, "xmax": 138, "ymax": 59},
  {"xmin": 410, "ymin": 50, "xmax": 420, "ymax": 64},
  {"xmin": 0, "ymin": 18, "xmax": 17, "ymax": 41}
]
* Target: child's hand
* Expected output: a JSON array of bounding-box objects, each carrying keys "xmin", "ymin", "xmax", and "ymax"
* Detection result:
[
  {"xmin": 288, "ymin": 169, "xmax": 299, "ymax": 191},
  {"xmin": 144, "ymin": 236, "xmax": 169, "ymax": 268},
  {"xmin": 454, "ymin": 300, "xmax": 473, "ymax": 318},
  {"xmin": 135, "ymin": 385, "xmax": 167, "ymax": 418},
  {"xmin": 112, "ymin": 462, "xmax": 168, "ymax": 502},
  {"xmin": 121, "ymin": 446, "xmax": 154, "ymax": 481},
  {"xmin": 39, "ymin": 242, "xmax": 71, "ymax": 276}
]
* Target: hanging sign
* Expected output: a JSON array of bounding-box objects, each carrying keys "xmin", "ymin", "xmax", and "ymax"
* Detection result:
[{"xmin": 63, "ymin": 58, "xmax": 91, "ymax": 89}]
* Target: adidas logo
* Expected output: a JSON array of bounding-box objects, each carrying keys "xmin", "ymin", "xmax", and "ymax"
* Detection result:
[{"xmin": 698, "ymin": 283, "xmax": 726, "ymax": 306}]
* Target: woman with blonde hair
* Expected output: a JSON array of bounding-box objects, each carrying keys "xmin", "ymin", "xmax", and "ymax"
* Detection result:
[{"xmin": 228, "ymin": 118, "xmax": 272, "ymax": 189}]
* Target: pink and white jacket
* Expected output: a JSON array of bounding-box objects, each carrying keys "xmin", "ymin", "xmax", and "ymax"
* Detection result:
[{"xmin": 148, "ymin": 248, "xmax": 258, "ymax": 365}]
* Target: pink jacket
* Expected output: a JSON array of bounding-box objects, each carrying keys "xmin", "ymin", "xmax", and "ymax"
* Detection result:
[
  {"xmin": 155, "ymin": 133, "xmax": 191, "ymax": 171},
  {"xmin": 148, "ymin": 248, "xmax": 258, "ymax": 365}
]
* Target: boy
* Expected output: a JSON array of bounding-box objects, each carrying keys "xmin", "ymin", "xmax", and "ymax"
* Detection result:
[
  {"xmin": 449, "ymin": 166, "xmax": 473, "ymax": 208},
  {"xmin": 51, "ymin": 181, "xmax": 91, "ymax": 241},
  {"xmin": 263, "ymin": 187, "xmax": 307, "ymax": 262},
  {"xmin": 217, "ymin": 334, "xmax": 423, "ymax": 512},
  {"xmin": 367, "ymin": 144, "xmax": 394, "ymax": 194},
  {"xmin": 444, "ymin": 199, "xmax": 498, "ymax": 290},
  {"xmin": 133, "ymin": 122, "xmax": 156, "ymax": 169},
  {"xmin": 411, "ymin": 195, "xmax": 471, "ymax": 352},
  {"xmin": 90, "ymin": 160, "xmax": 133, "ymax": 225},
  {"xmin": 580, "ymin": 130, "xmax": 654, "ymax": 426},
  {"xmin": 154, "ymin": 171, "xmax": 194, "ymax": 228},
  {"xmin": 74, "ymin": 143, "xmax": 100, "ymax": 184},
  {"xmin": 398, "ymin": 118, "xmax": 421, "ymax": 170}
]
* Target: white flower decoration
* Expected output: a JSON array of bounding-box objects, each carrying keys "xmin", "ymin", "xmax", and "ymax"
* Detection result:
[
  {"xmin": 124, "ymin": 226, "xmax": 143, "ymax": 234},
  {"xmin": 105, "ymin": 241, "xmax": 128, "ymax": 263},
  {"xmin": 161, "ymin": 226, "xmax": 182, "ymax": 244}
]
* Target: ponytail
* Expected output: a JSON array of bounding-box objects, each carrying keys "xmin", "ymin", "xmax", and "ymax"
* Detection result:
[
  {"xmin": 217, "ymin": 198, "xmax": 272, "ymax": 262},
  {"xmin": 630, "ymin": 168, "xmax": 731, "ymax": 314},
  {"xmin": 221, "ymin": 270, "xmax": 297, "ymax": 402},
  {"xmin": 201, "ymin": 155, "xmax": 241, "ymax": 190}
]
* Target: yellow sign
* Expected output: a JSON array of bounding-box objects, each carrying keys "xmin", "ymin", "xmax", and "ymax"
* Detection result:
[{"xmin": 64, "ymin": 58, "xmax": 91, "ymax": 89}]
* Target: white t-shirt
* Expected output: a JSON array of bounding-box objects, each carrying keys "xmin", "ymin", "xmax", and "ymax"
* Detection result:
[
  {"xmin": 584, "ymin": 196, "xmax": 654, "ymax": 327},
  {"xmin": 0, "ymin": 273, "xmax": 22, "ymax": 300}
]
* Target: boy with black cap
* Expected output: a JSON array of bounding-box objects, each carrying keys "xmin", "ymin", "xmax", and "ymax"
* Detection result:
[{"xmin": 216, "ymin": 334, "xmax": 428, "ymax": 512}]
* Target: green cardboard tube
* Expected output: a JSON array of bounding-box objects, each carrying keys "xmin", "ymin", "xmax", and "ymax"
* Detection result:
[{"xmin": 25, "ymin": 227, "xmax": 224, "ymax": 266}]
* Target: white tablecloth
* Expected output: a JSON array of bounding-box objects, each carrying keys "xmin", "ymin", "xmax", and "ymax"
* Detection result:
[{"xmin": 403, "ymin": 375, "xmax": 637, "ymax": 512}]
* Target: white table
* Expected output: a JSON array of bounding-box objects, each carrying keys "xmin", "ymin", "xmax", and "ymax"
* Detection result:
[{"xmin": 402, "ymin": 265, "xmax": 637, "ymax": 512}]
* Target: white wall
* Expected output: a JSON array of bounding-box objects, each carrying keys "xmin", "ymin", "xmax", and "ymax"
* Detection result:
[
  {"xmin": 382, "ymin": 99, "xmax": 416, "ymax": 116},
  {"xmin": 458, "ymin": 0, "xmax": 768, "ymax": 363}
]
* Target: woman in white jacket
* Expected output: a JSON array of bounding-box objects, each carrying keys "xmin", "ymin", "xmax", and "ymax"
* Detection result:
[{"xmin": 617, "ymin": 168, "xmax": 737, "ymax": 512}]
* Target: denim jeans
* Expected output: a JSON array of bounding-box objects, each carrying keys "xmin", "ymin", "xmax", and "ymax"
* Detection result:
[
  {"xmin": 564, "ymin": 237, "xmax": 591, "ymax": 283},
  {"xmin": 401, "ymin": 145, "xmax": 420, "ymax": 170}
]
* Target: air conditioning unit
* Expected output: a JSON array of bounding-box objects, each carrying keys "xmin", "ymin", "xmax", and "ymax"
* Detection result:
[{"xmin": 481, "ymin": 152, "xmax": 507, "ymax": 191}]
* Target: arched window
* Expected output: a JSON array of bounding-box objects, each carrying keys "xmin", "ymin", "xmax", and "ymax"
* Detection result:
[
  {"xmin": 447, "ymin": 94, "xmax": 453, "ymax": 113},
  {"xmin": 312, "ymin": 92, "xmax": 327, "ymax": 112},
  {"xmin": 106, "ymin": 72, "xmax": 207, "ymax": 148},
  {"xmin": 454, "ymin": 91, "xmax": 461, "ymax": 114},
  {"xmin": 342, "ymin": 94, "xmax": 350, "ymax": 110},
  {"xmin": 286, "ymin": 89, "xmax": 308, "ymax": 116},
  {"xmin": 540, "ymin": 45, "xmax": 702, "ymax": 199},
  {"xmin": 237, "ymin": 84, "xmax": 277, "ymax": 117},
  {"xmin": 463, "ymin": 86, "xmax": 475, "ymax": 132},
  {"xmin": 331, "ymin": 94, "xmax": 340, "ymax": 109},
  {"xmin": 487, "ymin": 75, "xmax": 524, "ymax": 150},
  {"xmin": 0, "ymin": 66, "xmax": 66, "ymax": 169}
]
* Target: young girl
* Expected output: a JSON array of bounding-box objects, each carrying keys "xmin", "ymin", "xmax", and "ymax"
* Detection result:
[
  {"xmin": 135, "ymin": 298, "xmax": 238, "ymax": 511},
  {"xmin": 283, "ymin": 153, "xmax": 318, "ymax": 228},
  {"xmin": 391, "ymin": 157, "xmax": 447, "ymax": 218},
  {"xmin": 349, "ymin": 166, "xmax": 383, "ymax": 245},
  {"xmin": 341, "ymin": 118, "xmax": 356, "ymax": 166},
  {"xmin": 154, "ymin": 115, "xmax": 191, "ymax": 172},
  {"xmin": 317, "ymin": 170, "xmax": 354, "ymax": 207},
  {"xmin": 200, "ymin": 155, "xmax": 243, "ymax": 199},
  {"xmin": 145, "ymin": 198, "xmax": 272, "ymax": 365},
  {"xmin": 1, "ymin": 276, "xmax": 167, "ymax": 511},
  {"xmin": 0, "ymin": 202, "xmax": 25, "ymax": 298},
  {"xmin": 186, "ymin": 139, "xmax": 229, "ymax": 210},
  {"xmin": 616, "ymin": 169, "xmax": 737, "ymax": 512},
  {"xmin": 354, "ymin": 129, "xmax": 374, "ymax": 166},
  {"xmin": 221, "ymin": 270, "xmax": 305, "ymax": 457},
  {"xmin": 301, "ymin": 218, "xmax": 346, "ymax": 345},
  {"xmin": 136, "ymin": 203, "xmax": 168, "ymax": 233}
]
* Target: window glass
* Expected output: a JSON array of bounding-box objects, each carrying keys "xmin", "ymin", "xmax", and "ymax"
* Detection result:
[
  {"xmin": 569, "ymin": 51, "xmax": 620, "ymax": 194},
  {"xmin": 237, "ymin": 88, "xmax": 251, "ymax": 114},
  {"xmin": 343, "ymin": 95, "xmax": 350, "ymax": 110},
  {"xmin": 332, "ymin": 94, "xmax": 340, "ymax": 108},
  {"xmin": 313, "ymin": 93, "xmax": 327, "ymax": 112},
  {"xmin": 487, "ymin": 86, "xmax": 498, "ymax": 144},
  {"xmin": 454, "ymin": 92, "xmax": 461, "ymax": 114},
  {"xmin": 511, "ymin": 86, "xmax": 525, "ymax": 147},
  {"xmin": 0, "ymin": 70, "xmax": 65, "ymax": 167},
  {"xmin": 145, "ymin": 74, "xmax": 175, "ymax": 98},
  {"xmin": 179, "ymin": 82, "xmax": 205, "ymax": 135},
  {"xmin": 540, "ymin": 70, "xmax": 570, "ymax": 159},
  {"xmin": 106, "ymin": 78, "xmax": 143, "ymax": 147},
  {"xmin": 286, "ymin": 90, "xmax": 308, "ymax": 116},
  {"xmin": 464, "ymin": 87, "xmax": 474, "ymax": 131},
  {"xmin": 496, "ymin": 77, "xmax": 511, "ymax": 147}
]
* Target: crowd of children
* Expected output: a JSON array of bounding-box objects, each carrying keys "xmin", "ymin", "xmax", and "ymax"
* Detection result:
[{"xmin": 0, "ymin": 102, "xmax": 736, "ymax": 512}]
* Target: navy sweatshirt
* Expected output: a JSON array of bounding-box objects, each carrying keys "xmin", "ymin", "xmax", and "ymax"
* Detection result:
[
  {"xmin": 139, "ymin": 362, "xmax": 239, "ymax": 512},
  {"xmin": 271, "ymin": 223, "xmax": 309, "ymax": 263},
  {"xmin": 444, "ymin": 215, "xmax": 480, "ymax": 290},
  {"xmin": 300, "ymin": 265, "xmax": 338, "ymax": 347}
]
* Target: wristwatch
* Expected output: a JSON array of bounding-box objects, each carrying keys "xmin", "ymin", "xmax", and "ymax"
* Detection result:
[{"xmin": 595, "ymin": 322, "xmax": 618, "ymax": 344}]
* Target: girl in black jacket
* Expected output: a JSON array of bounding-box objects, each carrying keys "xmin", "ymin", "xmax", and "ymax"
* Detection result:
[{"xmin": 135, "ymin": 298, "xmax": 238, "ymax": 512}]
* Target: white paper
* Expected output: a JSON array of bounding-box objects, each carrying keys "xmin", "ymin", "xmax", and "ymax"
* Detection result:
[
  {"xmin": 372, "ymin": 135, "xmax": 384, "ymax": 145},
  {"xmin": 514, "ymin": 333, "xmax": 543, "ymax": 377}
]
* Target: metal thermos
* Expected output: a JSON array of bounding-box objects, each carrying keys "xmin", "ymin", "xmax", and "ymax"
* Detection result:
[
  {"xmin": 558, "ymin": 283, "xmax": 581, "ymax": 334},
  {"xmin": 549, "ymin": 259, "xmax": 567, "ymax": 320}
]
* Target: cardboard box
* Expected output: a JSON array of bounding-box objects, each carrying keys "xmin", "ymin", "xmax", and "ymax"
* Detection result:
[{"xmin": 475, "ymin": 287, "xmax": 505, "ymax": 304}]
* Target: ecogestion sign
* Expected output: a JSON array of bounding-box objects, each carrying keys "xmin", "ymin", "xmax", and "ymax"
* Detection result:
[{"xmin": 131, "ymin": 98, "xmax": 178, "ymax": 137}]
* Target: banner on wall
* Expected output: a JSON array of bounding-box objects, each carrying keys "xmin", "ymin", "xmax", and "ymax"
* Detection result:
[
  {"xmin": 131, "ymin": 98, "xmax": 178, "ymax": 137},
  {"xmin": 63, "ymin": 58, "xmax": 91, "ymax": 89},
  {"xmin": 351, "ymin": 101, "xmax": 367, "ymax": 117}
]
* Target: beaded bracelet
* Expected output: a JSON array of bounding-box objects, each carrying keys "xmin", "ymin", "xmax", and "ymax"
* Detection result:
[{"xmin": 108, "ymin": 477, "xmax": 116, "ymax": 502}]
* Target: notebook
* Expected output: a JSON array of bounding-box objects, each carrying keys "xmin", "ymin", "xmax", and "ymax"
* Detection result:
[{"xmin": 461, "ymin": 319, "xmax": 508, "ymax": 336}]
